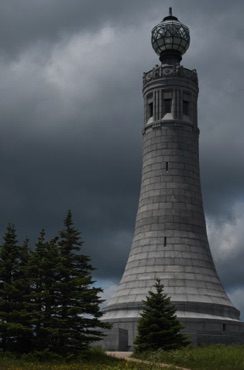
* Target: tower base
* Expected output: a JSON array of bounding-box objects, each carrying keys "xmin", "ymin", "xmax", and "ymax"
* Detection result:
[{"xmin": 100, "ymin": 315, "xmax": 244, "ymax": 350}]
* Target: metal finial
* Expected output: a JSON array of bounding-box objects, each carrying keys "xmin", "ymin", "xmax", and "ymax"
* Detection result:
[{"xmin": 169, "ymin": 7, "xmax": 172, "ymax": 16}]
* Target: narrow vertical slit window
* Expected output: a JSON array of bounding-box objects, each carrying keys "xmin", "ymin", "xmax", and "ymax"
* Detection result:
[
  {"xmin": 183, "ymin": 100, "xmax": 189, "ymax": 116},
  {"xmin": 164, "ymin": 99, "xmax": 172, "ymax": 114},
  {"xmin": 149, "ymin": 102, "xmax": 153, "ymax": 118},
  {"xmin": 166, "ymin": 162, "xmax": 169, "ymax": 172},
  {"xmin": 164, "ymin": 237, "xmax": 167, "ymax": 247},
  {"xmin": 223, "ymin": 324, "xmax": 226, "ymax": 331}
]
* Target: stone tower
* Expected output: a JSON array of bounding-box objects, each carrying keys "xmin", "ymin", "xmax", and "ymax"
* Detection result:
[{"xmin": 102, "ymin": 8, "xmax": 244, "ymax": 348}]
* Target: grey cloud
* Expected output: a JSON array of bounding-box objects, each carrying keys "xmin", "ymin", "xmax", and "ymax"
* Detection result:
[{"xmin": 0, "ymin": 0, "xmax": 170, "ymax": 58}]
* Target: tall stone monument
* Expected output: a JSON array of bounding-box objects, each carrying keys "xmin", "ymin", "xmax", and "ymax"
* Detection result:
[{"xmin": 102, "ymin": 8, "xmax": 244, "ymax": 348}]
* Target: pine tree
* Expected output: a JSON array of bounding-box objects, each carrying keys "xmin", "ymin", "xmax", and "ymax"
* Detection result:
[
  {"xmin": 0, "ymin": 213, "xmax": 110, "ymax": 356},
  {"xmin": 0, "ymin": 224, "xmax": 32, "ymax": 353},
  {"xmin": 11, "ymin": 237, "xmax": 33, "ymax": 353},
  {"xmin": 54, "ymin": 210, "xmax": 110, "ymax": 356},
  {"xmin": 134, "ymin": 279, "xmax": 189, "ymax": 352},
  {"xmin": 29, "ymin": 229, "xmax": 60, "ymax": 352}
]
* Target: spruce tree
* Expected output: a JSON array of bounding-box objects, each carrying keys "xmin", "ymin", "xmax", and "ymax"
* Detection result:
[
  {"xmin": 54, "ymin": 210, "xmax": 110, "ymax": 356},
  {"xmin": 0, "ymin": 224, "xmax": 32, "ymax": 353},
  {"xmin": 134, "ymin": 279, "xmax": 189, "ymax": 352},
  {"xmin": 29, "ymin": 229, "xmax": 60, "ymax": 352},
  {"xmin": 11, "ymin": 237, "xmax": 33, "ymax": 353}
]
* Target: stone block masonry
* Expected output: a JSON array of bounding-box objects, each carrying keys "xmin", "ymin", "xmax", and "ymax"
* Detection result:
[{"xmin": 102, "ymin": 9, "xmax": 244, "ymax": 348}]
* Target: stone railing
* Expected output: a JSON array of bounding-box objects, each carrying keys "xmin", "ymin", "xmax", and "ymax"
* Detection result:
[{"xmin": 143, "ymin": 64, "xmax": 198, "ymax": 86}]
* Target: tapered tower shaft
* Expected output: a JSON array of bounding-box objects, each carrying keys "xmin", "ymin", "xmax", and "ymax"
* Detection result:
[{"xmin": 102, "ymin": 9, "xmax": 244, "ymax": 349}]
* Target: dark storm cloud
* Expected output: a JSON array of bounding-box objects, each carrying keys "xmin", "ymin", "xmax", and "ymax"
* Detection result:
[
  {"xmin": 1, "ymin": 0, "xmax": 239, "ymax": 57},
  {"xmin": 0, "ymin": 0, "xmax": 170, "ymax": 57},
  {"xmin": 0, "ymin": 0, "xmax": 243, "ymax": 314}
]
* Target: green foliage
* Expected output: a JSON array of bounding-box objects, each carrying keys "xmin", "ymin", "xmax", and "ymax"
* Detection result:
[
  {"xmin": 54, "ymin": 210, "xmax": 111, "ymax": 355},
  {"xmin": 0, "ymin": 349, "xmax": 167, "ymax": 370},
  {"xmin": 21, "ymin": 349, "xmax": 64, "ymax": 363},
  {"xmin": 0, "ymin": 211, "xmax": 110, "ymax": 357},
  {"xmin": 1, "ymin": 345, "xmax": 244, "ymax": 370},
  {"xmin": 133, "ymin": 344, "xmax": 244, "ymax": 370},
  {"xmin": 134, "ymin": 279, "xmax": 189, "ymax": 352},
  {"xmin": 0, "ymin": 225, "xmax": 33, "ymax": 353},
  {"xmin": 29, "ymin": 229, "xmax": 61, "ymax": 352}
]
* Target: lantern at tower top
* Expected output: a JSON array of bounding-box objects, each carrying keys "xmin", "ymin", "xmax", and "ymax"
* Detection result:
[{"xmin": 151, "ymin": 7, "xmax": 190, "ymax": 64}]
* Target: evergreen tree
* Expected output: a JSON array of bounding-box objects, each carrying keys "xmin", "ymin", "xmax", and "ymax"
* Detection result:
[
  {"xmin": 134, "ymin": 279, "xmax": 189, "ymax": 352},
  {"xmin": 0, "ymin": 224, "xmax": 32, "ymax": 353},
  {"xmin": 11, "ymin": 237, "xmax": 33, "ymax": 353},
  {"xmin": 54, "ymin": 210, "xmax": 110, "ymax": 356},
  {"xmin": 29, "ymin": 229, "xmax": 60, "ymax": 352},
  {"xmin": 0, "ymin": 213, "xmax": 110, "ymax": 356}
]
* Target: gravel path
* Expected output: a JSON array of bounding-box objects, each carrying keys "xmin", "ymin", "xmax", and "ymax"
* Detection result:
[{"xmin": 106, "ymin": 351, "xmax": 190, "ymax": 369}]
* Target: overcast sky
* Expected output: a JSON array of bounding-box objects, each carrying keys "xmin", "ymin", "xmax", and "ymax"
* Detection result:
[{"xmin": 0, "ymin": 0, "xmax": 243, "ymax": 319}]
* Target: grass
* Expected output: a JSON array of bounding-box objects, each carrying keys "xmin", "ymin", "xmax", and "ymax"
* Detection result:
[
  {"xmin": 1, "ymin": 345, "xmax": 244, "ymax": 369},
  {"xmin": 133, "ymin": 344, "xmax": 244, "ymax": 370},
  {"xmin": 0, "ymin": 348, "xmax": 171, "ymax": 370},
  {"xmin": 0, "ymin": 358, "xmax": 170, "ymax": 370}
]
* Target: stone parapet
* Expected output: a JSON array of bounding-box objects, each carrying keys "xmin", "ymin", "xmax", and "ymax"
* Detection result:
[
  {"xmin": 142, "ymin": 65, "xmax": 198, "ymax": 127},
  {"xmin": 143, "ymin": 64, "xmax": 198, "ymax": 87}
]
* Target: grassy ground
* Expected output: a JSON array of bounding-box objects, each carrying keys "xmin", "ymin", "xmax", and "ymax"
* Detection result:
[
  {"xmin": 1, "ymin": 345, "xmax": 244, "ymax": 369},
  {"xmin": 0, "ymin": 350, "xmax": 175, "ymax": 370},
  {"xmin": 0, "ymin": 358, "xmax": 175, "ymax": 370},
  {"xmin": 0, "ymin": 361, "xmax": 165, "ymax": 370},
  {"xmin": 133, "ymin": 344, "xmax": 244, "ymax": 370}
]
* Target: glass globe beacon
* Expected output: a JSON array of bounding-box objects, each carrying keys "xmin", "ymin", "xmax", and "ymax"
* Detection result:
[{"xmin": 151, "ymin": 9, "xmax": 190, "ymax": 60}]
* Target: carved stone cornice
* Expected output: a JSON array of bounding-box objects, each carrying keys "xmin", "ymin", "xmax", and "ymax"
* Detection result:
[
  {"xmin": 142, "ymin": 120, "xmax": 200, "ymax": 135},
  {"xmin": 143, "ymin": 64, "xmax": 198, "ymax": 86}
]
